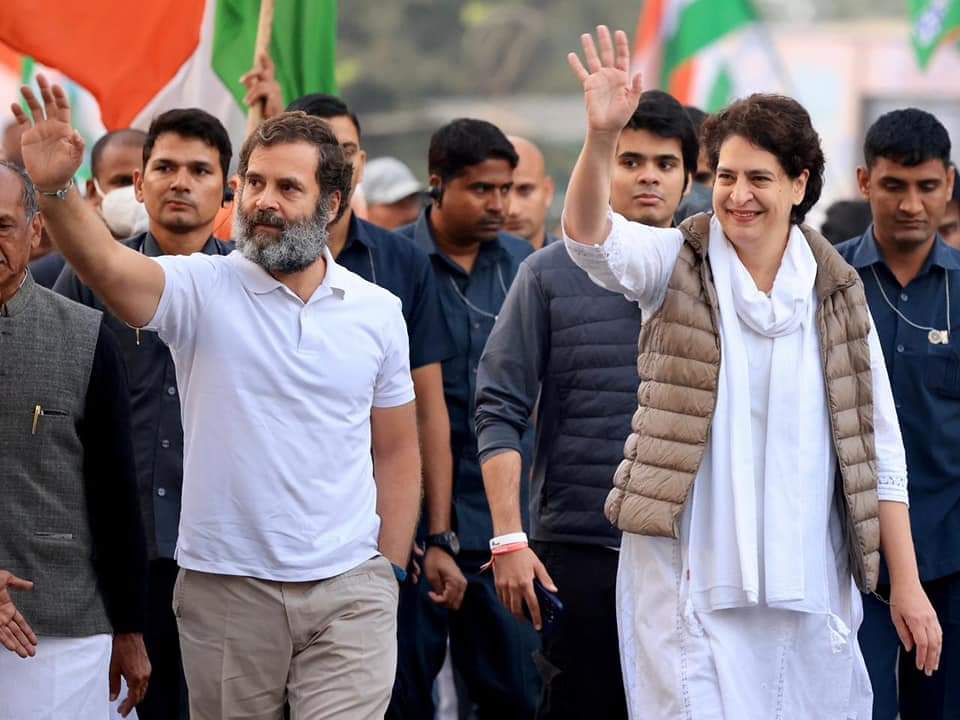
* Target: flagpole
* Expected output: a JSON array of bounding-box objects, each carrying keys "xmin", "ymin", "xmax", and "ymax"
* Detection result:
[{"xmin": 246, "ymin": 0, "xmax": 276, "ymax": 136}]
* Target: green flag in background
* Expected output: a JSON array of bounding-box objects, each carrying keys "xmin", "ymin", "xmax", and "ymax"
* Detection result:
[
  {"xmin": 660, "ymin": 0, "xmax": 756, "ymax": 89},
  {"xmin": 910, "ymin": 0, "xmax": 960, "ymax": 69},
  {"xmin": 212, "ymin": 0, "xmax": 337, "ymax": 110}
]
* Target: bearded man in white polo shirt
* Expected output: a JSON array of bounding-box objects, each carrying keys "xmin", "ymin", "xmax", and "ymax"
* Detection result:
[{"xmin": 13, "ymin": 76, "xmax": 422, "ymax": 720}]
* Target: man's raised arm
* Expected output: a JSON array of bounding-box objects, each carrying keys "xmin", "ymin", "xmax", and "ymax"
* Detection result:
[{"xmin": 12, "ymin": 75, "xmax": 163, "ymax": 328}]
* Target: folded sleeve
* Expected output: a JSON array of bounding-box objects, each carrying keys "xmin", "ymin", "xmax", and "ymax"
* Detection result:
[{"xmin": 562, "ymin": 208, "xmax": 684, "ymax": 314}]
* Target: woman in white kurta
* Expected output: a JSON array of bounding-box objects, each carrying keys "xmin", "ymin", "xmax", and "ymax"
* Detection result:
[{"xmin": 564, "ymin": 27, "xmax": 942, "ymax": 719}]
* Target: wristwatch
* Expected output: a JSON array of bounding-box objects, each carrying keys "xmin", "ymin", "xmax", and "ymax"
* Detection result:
[
  {"xmin": 38, "ymin": 177, "xmax": 74, "ymax": 200},
  {"xmin": 425, "ymin": 531, "xmax": 461, "ymax": 558}
]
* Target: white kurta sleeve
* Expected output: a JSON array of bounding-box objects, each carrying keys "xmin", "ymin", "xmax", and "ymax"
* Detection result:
[
  {"xmin": 868, "ymin": 312, "xmax": 909, "ymax": 505},
  {"xmin": 562, "ymin": 209, "xmax": 684, "ymax": 314}
]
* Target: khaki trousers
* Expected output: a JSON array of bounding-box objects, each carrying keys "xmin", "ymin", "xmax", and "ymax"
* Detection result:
[{"xmin": 174, "ymin": 555, "xmax": 398, "ymax": 720}]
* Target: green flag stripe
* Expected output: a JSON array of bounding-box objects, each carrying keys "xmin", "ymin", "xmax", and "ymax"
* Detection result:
[
  {"xmin": 706, "ymin": 65, "xmax": 733, "ymax": 113},
  {"xmin": 661, "ymin": 0, "xmax": 755, "ymax": 86},
  {"xmin": 910, "ymin": 0, "xmax": 960, "ymax": 69},
  {"xmin": 212, "ymin": 0, "xmax": 337, "ymax": 113}
]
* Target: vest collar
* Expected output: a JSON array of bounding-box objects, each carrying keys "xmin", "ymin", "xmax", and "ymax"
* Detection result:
[
  {"xmin": 679, "ymin": 211, "xmax": 858, "ymax": 301},
  {"xmin": 0, "ymin": 269, "xmax": 35, "ymax": 317}
]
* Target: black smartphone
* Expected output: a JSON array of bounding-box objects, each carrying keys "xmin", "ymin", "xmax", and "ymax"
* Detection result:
[{"xmin": 523, "ymin": 578, "xmax": 564, "ymax": 639}]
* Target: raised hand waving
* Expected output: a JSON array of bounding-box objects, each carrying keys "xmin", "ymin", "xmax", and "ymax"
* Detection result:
[
  {"xmin": 10, "ymin": 74, "xmax": 84, "ymax": 192},
  {"xmin": 567, "ymin": 26, "xmax": 643, "ymax": 136}
]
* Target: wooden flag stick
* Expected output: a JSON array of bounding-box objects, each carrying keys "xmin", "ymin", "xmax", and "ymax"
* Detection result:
[{"xmin": 245, "ymin": 0, "xmax": 276, "ymax": 136}]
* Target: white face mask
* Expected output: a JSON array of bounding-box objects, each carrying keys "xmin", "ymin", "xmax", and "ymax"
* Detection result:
[{"xmin": 97, "ymin": 183, "xmax": 149, "ymax": 239}]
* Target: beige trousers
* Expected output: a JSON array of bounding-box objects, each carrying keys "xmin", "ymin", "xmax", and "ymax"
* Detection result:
[{"xmin": 174, "ymin": 555, "xmax": 399, "ymax": 720}]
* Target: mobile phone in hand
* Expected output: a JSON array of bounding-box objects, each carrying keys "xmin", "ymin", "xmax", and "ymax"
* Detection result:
[{"xmin": 523, "ymin": 578, "xmax": 563, "ymax": 639}]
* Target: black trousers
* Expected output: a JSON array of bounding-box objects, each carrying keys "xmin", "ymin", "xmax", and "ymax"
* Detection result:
[
  {"xmin": 530, "ymin": 540, "xmax": 627, "ymax": 720},
  {"xmin": 387, "ymin": 550, "xmax": 541, "ymax": 720},
  {"xmin": 137, "ymin": 558, "xmax": 188, "ymax": 720},
  {"xmin": 860, "ymin": 572, "xmax": 960, "ymax": 720}
]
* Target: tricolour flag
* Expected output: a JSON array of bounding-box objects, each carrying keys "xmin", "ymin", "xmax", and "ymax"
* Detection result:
[
  {"xmin": 632, "ymin": 0, "xmax": 756, "ymax": 106},
  {"xmin": 0, "ymin": 0, "xmax": 336, "ymax": 152},
  {"xmin": 910, "ymin": 0, "xmax": 960, "ymax": 69}
]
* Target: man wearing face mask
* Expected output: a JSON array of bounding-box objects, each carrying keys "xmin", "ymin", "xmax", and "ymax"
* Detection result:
[
  {"xmin": 54, "ymin": 109, "xmax": 232, "ymax": 720},
  {"xmin": 29, "ymin": 129, "xmax": 147, "ymax": 287}
]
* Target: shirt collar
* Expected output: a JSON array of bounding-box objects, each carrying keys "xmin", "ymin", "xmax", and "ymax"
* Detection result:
[
  {"xmin": 1, "ymin": 269, "xmax": 35, "ymax": 317},
  {"xmin": 344, "ymin": 214, "xmax": 374, "ymax": 253},
  {"xmin": 229, "ymin": 245, "xmax": 347, "ymax": 300},
  {"xmin": 412, "ymin": 207, "xmax": 505, "ymax": 265},
  {"xmin": 140, "ymin": 231, "xmax": 223, "ymax": 258},
  {"xmin": 848, "ymin": 225, "xmax": 960, "ymax": 273}
]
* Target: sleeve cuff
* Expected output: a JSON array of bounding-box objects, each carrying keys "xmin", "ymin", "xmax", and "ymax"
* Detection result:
[
  {"xmin": 877, "ymin": 473, "xmax": 909, "ymax": 505},
  {"xmin": 476, "ymin": 423, "xmax": 523, "ymax": 465}
]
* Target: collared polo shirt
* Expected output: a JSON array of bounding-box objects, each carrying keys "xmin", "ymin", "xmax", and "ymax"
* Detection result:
[
  {"xmin": 336, "ymin": 215, "xmax": 456, "ymax": 369},
  {"xmin": 146, "ymin": 247, "xmax": 414, "ymax": 581},
  {"xmin": 54, "ymin": 232, "xmax": 231, "ymax": 560},
  {"xmin": 837, "ymin": 228, "xmax": 960, "ymax": 581},
  {"xmin": 397, "ymin": 210, "xmax": 533, "ymax": 550}
]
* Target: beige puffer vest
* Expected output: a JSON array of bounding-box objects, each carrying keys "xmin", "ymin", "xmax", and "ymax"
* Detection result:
[{"xmin": 606, "ymin": 213, "xmax": 881, "ymax": 593}]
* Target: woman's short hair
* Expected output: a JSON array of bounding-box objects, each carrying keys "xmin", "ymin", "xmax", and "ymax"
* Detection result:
[{"xmin": 701, "ymin": 94, "xmax": 825, "ymax": 225}]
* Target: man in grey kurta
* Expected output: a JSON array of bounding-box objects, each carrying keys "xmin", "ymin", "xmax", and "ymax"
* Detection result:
[{"xmin": 0, "ymin": 159, "xmax": 149, "ymax": 719}]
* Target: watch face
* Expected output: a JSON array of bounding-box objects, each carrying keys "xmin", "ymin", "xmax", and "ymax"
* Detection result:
[{"xmin": 431, "ymin": 532, "xmax": 460, "ymax": 556}]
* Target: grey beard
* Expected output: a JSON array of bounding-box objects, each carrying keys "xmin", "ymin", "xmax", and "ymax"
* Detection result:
[{"xmin": 235, "ymin": 203, "xmax": 330, "ymax": 274}]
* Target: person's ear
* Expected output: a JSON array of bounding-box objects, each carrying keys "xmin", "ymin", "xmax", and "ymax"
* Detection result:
[
  {"xmin": 133, "ymin": 169, "xmax": 145, "ymax": 203},
  {"xmin": 947, "ymin": 165, "xmax": 956, "ymax": 200},
  {"xmin": 543, "ymin": 175, "xmax": 556, "ymax": 209},
  {"xmin": 328, "ymin": 190, "xmax": 342, "ymax": 224},
  {"xmin": 792, "ymin": 169, "xmax": 810, "ymax": 206},
  {"xmin": 85, "ymin": 178, "xmax": 102, "ymax": 210},
  {"xmin": 28, "ymin": 211, "xmax": 43, "ymax": 252},
  {"xmin": 682, "ymin": 171, "xmax": 694, "ymax": 197},
  {"xmin": 856, "ymin": 166, "xmax": 870, "ymax": 201},
  {"xmin": 354, "ymin": 149, "xmax": 368, "ymax": 188}
]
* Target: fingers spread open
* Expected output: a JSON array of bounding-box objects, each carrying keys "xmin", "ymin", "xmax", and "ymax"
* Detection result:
[
  {"xmin": 567, "ymin": 53, "xmax": 589, "ymax": 83},
  {"xmin": 581, "ymin": 33, "xmax": 602, "ymax": 74},
  {"xmin": 19, "ymin": 86, "xmax": 44, "ymax": 122},
  {"xmin": 597, "ymin": 25, "xmax": 615, "ymax": 67},
  {"xmin": 614, "ymin": 29, "xmax": 631, "ymax": 72}
]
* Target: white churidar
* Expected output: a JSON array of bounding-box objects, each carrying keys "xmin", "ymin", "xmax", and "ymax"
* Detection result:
[{"xmin": 564, "ymin": 210, "xmax": 908, "ymax": 719}]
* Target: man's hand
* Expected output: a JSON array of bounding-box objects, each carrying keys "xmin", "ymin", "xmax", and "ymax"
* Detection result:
[
  {"xmin": 109, "ymin": 633, "xmax": 151, "ymax": 717},
  {"xmin": 0, "ymin": 571, "xmax": 37, "ymax": 658},
  {"xmin": 567, "ymin": 26, "xmax": 643, "ymax": 137},
  {"xmin": 11, "ymin": 74, "xmax": 85, "ymax": 191},
  {"xmin": 424, "ymin": 548, "xmax": 468, "ymax": 610},
  {"xmin": 492, "ymin": 547, "xmax": 556, "ymax": 631},
  {"xmin": 240, "ymin": 52, "xmax": 285, "ymax": 120},
  {"xmin": 889, "ymin": 580, "xmax": 942, "ymax": 676}
]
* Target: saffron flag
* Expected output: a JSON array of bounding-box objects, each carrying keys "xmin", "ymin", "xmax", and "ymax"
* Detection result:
[{"xmin": 0, "ymin": 0, "xmax": 336, "ymax": 149}]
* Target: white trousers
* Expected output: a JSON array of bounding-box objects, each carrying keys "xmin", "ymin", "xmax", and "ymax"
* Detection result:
[{"xmin": 0, "ymin": 633, "xmax": 135, "ymax": 720}]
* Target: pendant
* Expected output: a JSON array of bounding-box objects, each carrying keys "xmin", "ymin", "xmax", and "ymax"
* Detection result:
[{"xmin": 928, "ymin": 329, "xmax": 950, "ymax": 344}]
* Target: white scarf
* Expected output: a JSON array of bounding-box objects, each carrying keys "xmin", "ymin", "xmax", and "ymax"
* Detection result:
[{"xmin": 687, "ymin": 217, "xmax": 830, "ymax": 612}]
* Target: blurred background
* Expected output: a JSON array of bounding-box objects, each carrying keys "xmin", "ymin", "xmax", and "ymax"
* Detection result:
[{"xmin": 2, "ymin": 0, "xmax": 958, "ymax": 228}]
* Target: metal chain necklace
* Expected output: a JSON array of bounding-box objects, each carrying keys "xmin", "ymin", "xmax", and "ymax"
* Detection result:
[
  {"xmin": 448, "ymin": 265, "xmax": 508, "ymax": 321},
  {"xmin": 870, "ymin": 264, "xmax": 951, "ymax": 344}
]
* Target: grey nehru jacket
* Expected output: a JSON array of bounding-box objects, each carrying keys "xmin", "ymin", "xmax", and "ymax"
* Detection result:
[{"xmin": 0, "ymin": 274, "xmax": 109, "ymax": 637}]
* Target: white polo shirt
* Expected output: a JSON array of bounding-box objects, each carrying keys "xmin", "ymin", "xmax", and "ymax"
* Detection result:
[{"xmin": 146, "ymin": 247, "xmax": 414, "ymax": 581}]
